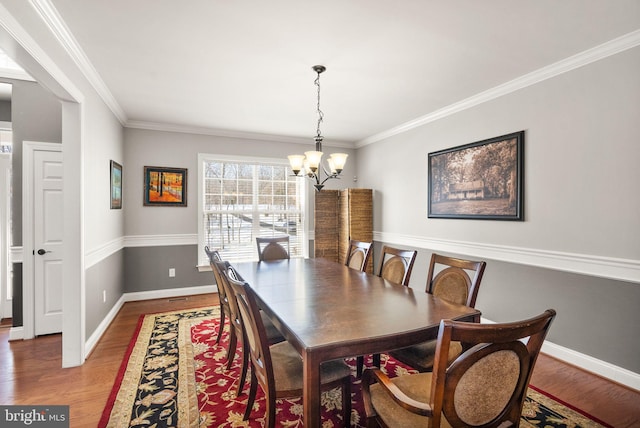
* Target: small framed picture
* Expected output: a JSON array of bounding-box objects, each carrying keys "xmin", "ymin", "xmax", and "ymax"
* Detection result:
[
  {"xmin": 143, "ymin": 166, "xmax": 188, "ymax": 207},
  {"xmin": 110, "ymin": 160, "xmax": 122, "ymax": 209},
  {"xmin": 428, "ymin": 131, "xmax": 524, "ymax": 220}
]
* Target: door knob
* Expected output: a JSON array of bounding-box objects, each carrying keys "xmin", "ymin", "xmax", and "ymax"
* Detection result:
[{"xmin": 37, "ymin": 249, "xmax": 50, "ymax": 255}]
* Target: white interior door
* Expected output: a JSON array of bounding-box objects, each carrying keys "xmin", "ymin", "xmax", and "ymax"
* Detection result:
[{"xmin": 33, "ymin": 149, "xmax": 63, "ymax": 335}]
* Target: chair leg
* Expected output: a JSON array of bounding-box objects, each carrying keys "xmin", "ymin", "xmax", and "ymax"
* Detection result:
[
  {"xmin": 216, "ymin": 307, "xmax": 226, "ymax": 344},
  {"xmin": 342, "ymin": 376, "xmax": 352, "ymax": 426},
  {"xmin": 356, "ymin": 355, "xmax": 365, "ymax": 378},
  {"xmin": 226, "ymin": 328, "xmax": 238, "ymax": 370},
  {"xmin": 243, "ymin": 371, "xmax": 258, "ymax": 421},
  {"xmin": 372, "ymin": 353, "xmax": 381, "ymax": 368},
  {"xmin": 236, "ymin": 340, "xmax": 249, "ymax": 396},
  {"xmin": 265, "ymin": 388, "xmax": 276, "ymax": 428}
]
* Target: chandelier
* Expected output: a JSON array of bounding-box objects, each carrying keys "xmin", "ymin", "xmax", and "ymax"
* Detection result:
[{"xmin": 288, "ymin": 65, "xmax": 348, "ymax": 191}]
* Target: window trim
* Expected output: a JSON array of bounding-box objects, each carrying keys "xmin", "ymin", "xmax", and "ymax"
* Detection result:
[{"xmin": 197, "ymin": 152, "xmax": 308, "ymax": 270}]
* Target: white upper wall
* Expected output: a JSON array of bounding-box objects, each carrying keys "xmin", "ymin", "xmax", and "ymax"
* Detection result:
[
  {"xmin": 355, "ymin": 46, "xmax": 640, "ymax": 265},
  {"xmin": 123, "ymin": 127, "xmax": 357, "ymax": 236}
]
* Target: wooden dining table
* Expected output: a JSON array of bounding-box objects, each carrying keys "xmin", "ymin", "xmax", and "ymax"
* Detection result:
[{"xmin": 234, "ymin": 257, "xmax": 481, "ymax": 427}]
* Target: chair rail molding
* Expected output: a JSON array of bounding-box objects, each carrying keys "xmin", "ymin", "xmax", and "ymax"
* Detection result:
[
  {"xmin": 124, "ymin": 233, "xmax": 198, "ymax": 248},
  {"xmin": 374, "ymin": 232, "xmax": 640, "ymax": 284},
  {"xmin": 9, "ymin": 246, "xmax": 23, "ymax": 263},
  {"xmin": 85, "ymin": 237, "xmax": 124, "ymax": 269}
]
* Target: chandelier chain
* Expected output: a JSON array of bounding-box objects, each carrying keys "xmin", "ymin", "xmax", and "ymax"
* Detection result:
[{"xmin": 315, "ymin": 72, "xmax": 324, "ymax": 139}]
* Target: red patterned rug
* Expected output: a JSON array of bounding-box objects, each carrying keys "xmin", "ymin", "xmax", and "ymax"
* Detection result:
[{"xmin": 100, "ymin": 307, "xmax": 612, "ymax": 427}]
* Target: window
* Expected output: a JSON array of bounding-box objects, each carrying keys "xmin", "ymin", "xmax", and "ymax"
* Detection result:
[{"xmin": 198, "ymin": 154, "xmax": 306, "ymax": 265}]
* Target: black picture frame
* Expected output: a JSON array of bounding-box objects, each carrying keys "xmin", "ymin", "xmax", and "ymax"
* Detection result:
[
  {"xmin": 428, "ymin": 131, "xmax": 524, "ymax": 220},
  {"xmin": 110, "ymin": 160, "xmax": 122, "ymax": 209},
  {"xmin": 143, "ymin": 166, "xmax": 188, "ymax": 207}
]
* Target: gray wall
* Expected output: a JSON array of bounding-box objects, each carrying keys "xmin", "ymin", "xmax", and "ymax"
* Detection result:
[
  {"xmin": 85, "ymin": 250, "xmax": 125, "ymax": 337},
  {"xmin": 0, "ymin": 99, "xmax": 10, "ymax": 121},
  {"xmin": 361, "ymin": 47, "xmax": 640, "ymax": 373},
  {"xmin": 371, "ymin": 242, "xmax": 640, "ymax": 373},
  {"xmin": 124, "ymin": 245, "xmax": 211, "ymax": 293}
]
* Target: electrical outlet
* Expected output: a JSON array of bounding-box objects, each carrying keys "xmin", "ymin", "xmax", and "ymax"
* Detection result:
[
  {"xmin": 102, "ymin": 290, "xmax": 106, "ymax": 303},
  {"xmin": 169, "ymin": 268, "xmax": 176, "ymax": 277}
]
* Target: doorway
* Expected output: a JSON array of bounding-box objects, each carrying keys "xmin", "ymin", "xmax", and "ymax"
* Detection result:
[
  {"xmin": 0, "ymin": 150, "xmax": 11, "ymax": 320},
  {"xmin": 1, "ymin": 5, "xmax": 84, "ymax": 367}
]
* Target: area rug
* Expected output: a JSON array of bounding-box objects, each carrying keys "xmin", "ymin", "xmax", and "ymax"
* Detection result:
[{"xmin": 99, "ymin": 307, "xmax": 612, "ymax": 427}]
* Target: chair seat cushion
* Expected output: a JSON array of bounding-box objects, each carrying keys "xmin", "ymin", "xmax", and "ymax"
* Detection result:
[
  {"xmin": 270, "ymin": 341, "xmax": 351, "ymax": 393},
  {"xmin": 370, "ymin": 372, "xmax": 452, "ymax": 428},
  {"xmin": 391, "ymin": 340, "xmax": 463, "ymax": 372}
]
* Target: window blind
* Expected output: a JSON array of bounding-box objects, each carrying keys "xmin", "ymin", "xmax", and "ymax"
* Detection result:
[{"xmin": 198, "ymin": 155, "xmax": 305, "ymax": 265}]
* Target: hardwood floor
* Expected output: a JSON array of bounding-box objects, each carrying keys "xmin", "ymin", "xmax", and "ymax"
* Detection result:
[{"xmin": 1, "ymin": 294, "xmax": 639, "ymax": 427}]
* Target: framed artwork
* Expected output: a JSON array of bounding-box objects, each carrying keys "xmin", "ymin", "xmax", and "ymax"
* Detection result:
[
  {"xmin": 428, "ymin": 131, "xmax": 524, "ymax": 220},
  {"xmin": 110, "ymin": 160, "xmax": 122, "ymax": 209},
  {"xmin": 143, "ymin": 166, "xmax": 188, "ymax": 206}
]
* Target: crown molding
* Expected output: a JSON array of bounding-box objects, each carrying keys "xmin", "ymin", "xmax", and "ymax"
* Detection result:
[
  {"xmin": 0, "ymin": 66, "xmax": 34, "ymax": 82},
  {"xmin": 357, "ymin": 29, "xmax": 640, "ymax": 147},
  {"xmin": 374, "ymin": 232, "xmax": 640, "ymax": 284},
  {"xmin": 29, "ymin": 0, "xmax": 126, "ymax": 123},
  {"xmin": 126, "ymin": 119, "xmax": 354, "ymax": 149},
  {"xmin": 0, "ymin": 2, "xmax": 83, "ymax": 103}
]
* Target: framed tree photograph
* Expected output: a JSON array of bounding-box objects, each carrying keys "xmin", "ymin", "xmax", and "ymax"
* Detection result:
[
  {"xmin": 143, "ymin": 166, "xmax": 188, "ymax": 206},
  {"xmin": 428, "ymin": 131, "xmax": 524, "ymax": 220},
  {"xmin": 110, "ymin": 160, "xmax": 122, "ymax": 209}
]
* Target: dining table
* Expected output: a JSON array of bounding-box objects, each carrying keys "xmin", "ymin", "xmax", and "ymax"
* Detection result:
[{"xmin": 233, "ymin": 257, "xmax": 481, "ymax": 427}]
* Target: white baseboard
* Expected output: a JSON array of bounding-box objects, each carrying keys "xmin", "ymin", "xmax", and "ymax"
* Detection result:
[
  {"xmin": 84, "ymin": 294, "xmax": 126, "ymax": 357},
  {"xmin": 123, "ymin": 285, "xmax": 215, "ymax": 302},
  {"xmin": 68, "ymin": 285, "xmax": 640, "ymax": 392},
  {"xmin": 8, "ymin": 326, "xmax": 23, "ymax": 341},
  {"xmin": 481, "ymin": 317, "xmax": 640, "ymax": 391},
  {"xmin": 82, "ymin": 285, "xmax": 215, "ymax": 360},
  {"xmin": 541, "ymin": 340, "xmax": 640, "ymax": 391}
]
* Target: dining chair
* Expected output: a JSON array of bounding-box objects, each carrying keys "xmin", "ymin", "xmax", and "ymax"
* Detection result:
[
  {"xmin": 389, "ymin": 253, "xmax": 487, "ymax": 372},
  {"xmin": 376, "ymin": 245, "xmax": 417, "ymax": 286},
  {"xmin": 212, "ymin": 260, "xmax": 285, "ymax": 397},
  {"xmin": 362, "ymin": 309, "xmax": 556, "ymax": 428},
  {"xmin": 256, "ymin": 236, "xmax": 290, "ymax": 261},
  {"xmin": 224, "ymin": 269, "xmax": 352, "ymax": 428},
  {"xmin": 356, "ymin": 245, "xmax": 417, "ymax": 376},
  {"xmin": 344, "ymin": 239, "xmax": 373, "ymax": 272},
  {"xmin": 204, "ymin": 246, "xmax": 226, "ymax": 344}
]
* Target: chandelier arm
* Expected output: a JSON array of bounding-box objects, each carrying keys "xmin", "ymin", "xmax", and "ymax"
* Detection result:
[
  {"xmin": 319, "ymin": 174, "xmax": 341, "ymax": 186},
  {"xmin": 320, "ymin": 163, "xmax": 333, "ymax": 177}
]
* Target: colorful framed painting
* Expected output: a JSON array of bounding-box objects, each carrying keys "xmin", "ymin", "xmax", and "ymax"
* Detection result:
[
  {"xmin": 428, "ymin": 131, "xmax": 524, "ymax": 220},
  {"xmin": 110, "ymin": 160, "xmax": 122, "ymax": 209},
  {"xmin": 143, "ymin": 166, "xmax": 188, "ymax": 207}
]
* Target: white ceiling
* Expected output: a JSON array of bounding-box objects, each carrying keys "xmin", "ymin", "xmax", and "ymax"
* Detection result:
[{"xmin": 36, "ymin": 1, "xmax": 640, "ymax": 144}]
